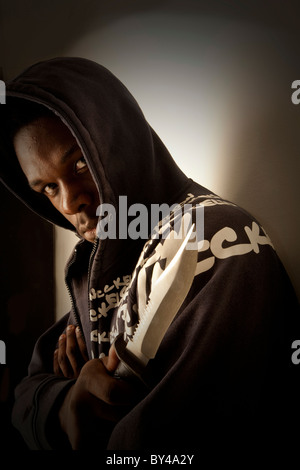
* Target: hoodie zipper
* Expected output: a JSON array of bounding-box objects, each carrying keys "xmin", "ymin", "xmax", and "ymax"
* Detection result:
[
  {"xmin": 65, "ymin": 246, "xmax": 80, "ymax": 329},
  {"xmin": 86, "ymin": 238, "xmax": 100, "ymax": 357},
  {"xmin": 65, "ymin": 238, "xmax": 100, "ymax": 338},
  {"xmin": 87, "ymin": 237, "xmax": 99, "ymax": 299}
]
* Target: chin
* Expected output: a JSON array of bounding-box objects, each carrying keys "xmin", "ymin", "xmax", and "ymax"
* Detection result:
[{"xmin": 83, "ymin": 228, "xmax": 97, "ymax": 243}]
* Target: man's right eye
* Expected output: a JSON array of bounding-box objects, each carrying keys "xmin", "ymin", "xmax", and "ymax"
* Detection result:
[{"xmin": 43, "ymin": 183, "xmax": 57, "ymax": 196}]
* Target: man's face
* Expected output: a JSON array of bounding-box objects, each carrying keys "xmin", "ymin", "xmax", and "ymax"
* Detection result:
[{"xmin": 14, "ymin": 116, "xmax": 100, "ymax": 243}]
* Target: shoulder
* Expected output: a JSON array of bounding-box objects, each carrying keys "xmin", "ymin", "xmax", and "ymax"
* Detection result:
[
  {"xmin": 144, "ymin": 190, "xmax": 279, "ymax": 286},
  {"xmin": 183, "ymin": 192, "xmax": 276, "ymax": 277}
]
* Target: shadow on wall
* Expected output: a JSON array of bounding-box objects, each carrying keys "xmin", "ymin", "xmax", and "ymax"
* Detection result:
[
  {"xmin": 222, "ymin": 76, "xmax": 300, "ymax": 298},
  {"xmin": 0, "ymin": 0, "xmax": 164, "ymax": 80},
  {"xmin": 2, "ymin": 0, "xmax": 300, "ymax": 80}
]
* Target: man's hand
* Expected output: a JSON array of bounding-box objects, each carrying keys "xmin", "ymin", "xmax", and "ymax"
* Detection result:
[
  {"xmin": 58, "ymin": 346, "xmax": 138, "ymax": 449},
  {"xmin": 53, "ymin": 325, "xmax": 88, "ymax": 378}
]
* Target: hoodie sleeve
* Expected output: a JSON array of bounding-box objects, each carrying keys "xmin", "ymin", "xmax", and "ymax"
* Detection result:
[
  {"xmin": 11, "ymin": 313, "xmax": 75, "ymax": 450},
  {"xmin": 107, "ymin": 210, "xmax": 300, "ymax": 452}
]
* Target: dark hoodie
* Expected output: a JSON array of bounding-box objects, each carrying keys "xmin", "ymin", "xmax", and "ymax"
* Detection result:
[{"xmin": 0, "ymin": 57, "xmax": 299, "ymax": 452}]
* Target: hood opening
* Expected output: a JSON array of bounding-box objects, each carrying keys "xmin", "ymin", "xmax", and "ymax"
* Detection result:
[{"xmin": 0, "ymin": 58, "xmax": 190, "ymax": 268}]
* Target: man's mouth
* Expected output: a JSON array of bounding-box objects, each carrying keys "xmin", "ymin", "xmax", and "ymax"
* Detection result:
[{"xmin": 80, "ymin": 223, "xmax": 98, "ymax": 242}]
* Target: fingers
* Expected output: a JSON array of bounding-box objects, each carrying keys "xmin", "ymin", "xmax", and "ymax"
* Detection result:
[
  {"xmin": 53, "ymin": 348, "xmax": 61, "ymax": 376},
  {"xmin": 80, "ymin": 359, "xmax": 137, "ymax": 406},
  {"xmin": 53, "ymin": 325, "xmax": 88, "ymax": 379},
  {"xmin": 66, "ymin": 326, "xmax": 82, "ymax": 377},
  {"xmin": 56, "ymin": 333, "xmax": 73, "ymax": 378},
  {"xmin": 57, "ymin": 352, "xmax": 141, "ymax": 449},
  {"xmin": 75, "ymin": 326, "xmax": 89, "ymax": 363}
]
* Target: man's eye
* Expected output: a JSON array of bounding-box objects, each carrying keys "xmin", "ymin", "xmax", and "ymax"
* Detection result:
[
  {"xmin": 43, "ymin": 183, "xmax": 57, "ymax": 196},
  {"xmin": 75, "ymin": 156, "xmax": 87, "ymax": 173}
]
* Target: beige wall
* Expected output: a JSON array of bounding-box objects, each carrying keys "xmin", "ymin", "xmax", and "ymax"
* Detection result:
[
  {"xmin": 1, "ymin": 2, "xmax": 300, "ymax": 319},
  {"xmin": 54, "ymin": 228, "xmax": 78, "ymax": 318}
]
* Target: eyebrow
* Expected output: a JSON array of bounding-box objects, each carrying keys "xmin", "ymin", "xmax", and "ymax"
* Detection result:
[{"xmin": 28, "ymin": 143, "xmax": 80, "ymax": 189}]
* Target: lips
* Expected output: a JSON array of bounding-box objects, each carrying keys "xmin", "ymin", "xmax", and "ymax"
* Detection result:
[
  {"xmin": 79, "ymin": 222, "xmax": 98, "ymax": 242},
  {"xmin": 83, "ymin": 228, "xmax": 97, "ymax": 242}
]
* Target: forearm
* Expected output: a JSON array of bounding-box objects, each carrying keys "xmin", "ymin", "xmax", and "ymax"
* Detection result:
[{"xmin": 12, "ymin": 373, "xmax": 75, "ymax": 449}]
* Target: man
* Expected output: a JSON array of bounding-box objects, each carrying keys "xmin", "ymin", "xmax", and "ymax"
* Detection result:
[{"xmin": 0, "ymin": 57, "xmax": 299, "ymax": 452}]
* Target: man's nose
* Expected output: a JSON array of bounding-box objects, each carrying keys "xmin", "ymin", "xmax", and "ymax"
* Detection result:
[{"xmin": 60, "ymin": 183, "xmax": 92, "ymax": 215}]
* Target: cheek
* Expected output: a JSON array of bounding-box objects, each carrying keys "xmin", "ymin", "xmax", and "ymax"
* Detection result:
[
  {"xmin": 53, "ymin": 198, "xmax": 78, "ymax": 225},
  {"xmin": 85, "ymin": 174, "xmax": 100, "ymax": 204}
]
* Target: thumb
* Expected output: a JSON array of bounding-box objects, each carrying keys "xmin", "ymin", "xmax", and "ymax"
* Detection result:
[{"xmin": 101, "ymin": 344, "xmax": 120, "ymax": 373}]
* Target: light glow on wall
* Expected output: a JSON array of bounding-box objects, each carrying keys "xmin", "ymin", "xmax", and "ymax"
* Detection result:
[{"xmin": 54, "ymin": 10, "xmax": 300, "ymax": 318}]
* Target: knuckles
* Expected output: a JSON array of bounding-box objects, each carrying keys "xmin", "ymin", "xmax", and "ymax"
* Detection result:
[{"xmin": 77, "ymin": 359, "xmax": 125, "ymax": 405}]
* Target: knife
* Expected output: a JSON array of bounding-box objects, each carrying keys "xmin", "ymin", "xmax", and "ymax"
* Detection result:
[{"xmin": 114, "ymin": 223, "xmax": 198, "ymax": 386}]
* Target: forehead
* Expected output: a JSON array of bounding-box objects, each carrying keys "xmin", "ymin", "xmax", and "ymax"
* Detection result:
[
  {"xmin": 13, "ymin": 116, "xmax": 77, "ymax": 178},
  {"xmin": 14, "ymin": 116, "xmax": 75, "ymax": 154}
]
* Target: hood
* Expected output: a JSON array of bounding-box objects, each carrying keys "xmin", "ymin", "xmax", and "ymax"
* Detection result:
[{"xmin": 0, "ymin": 57, "xmax": 189, "ymax": 231}]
